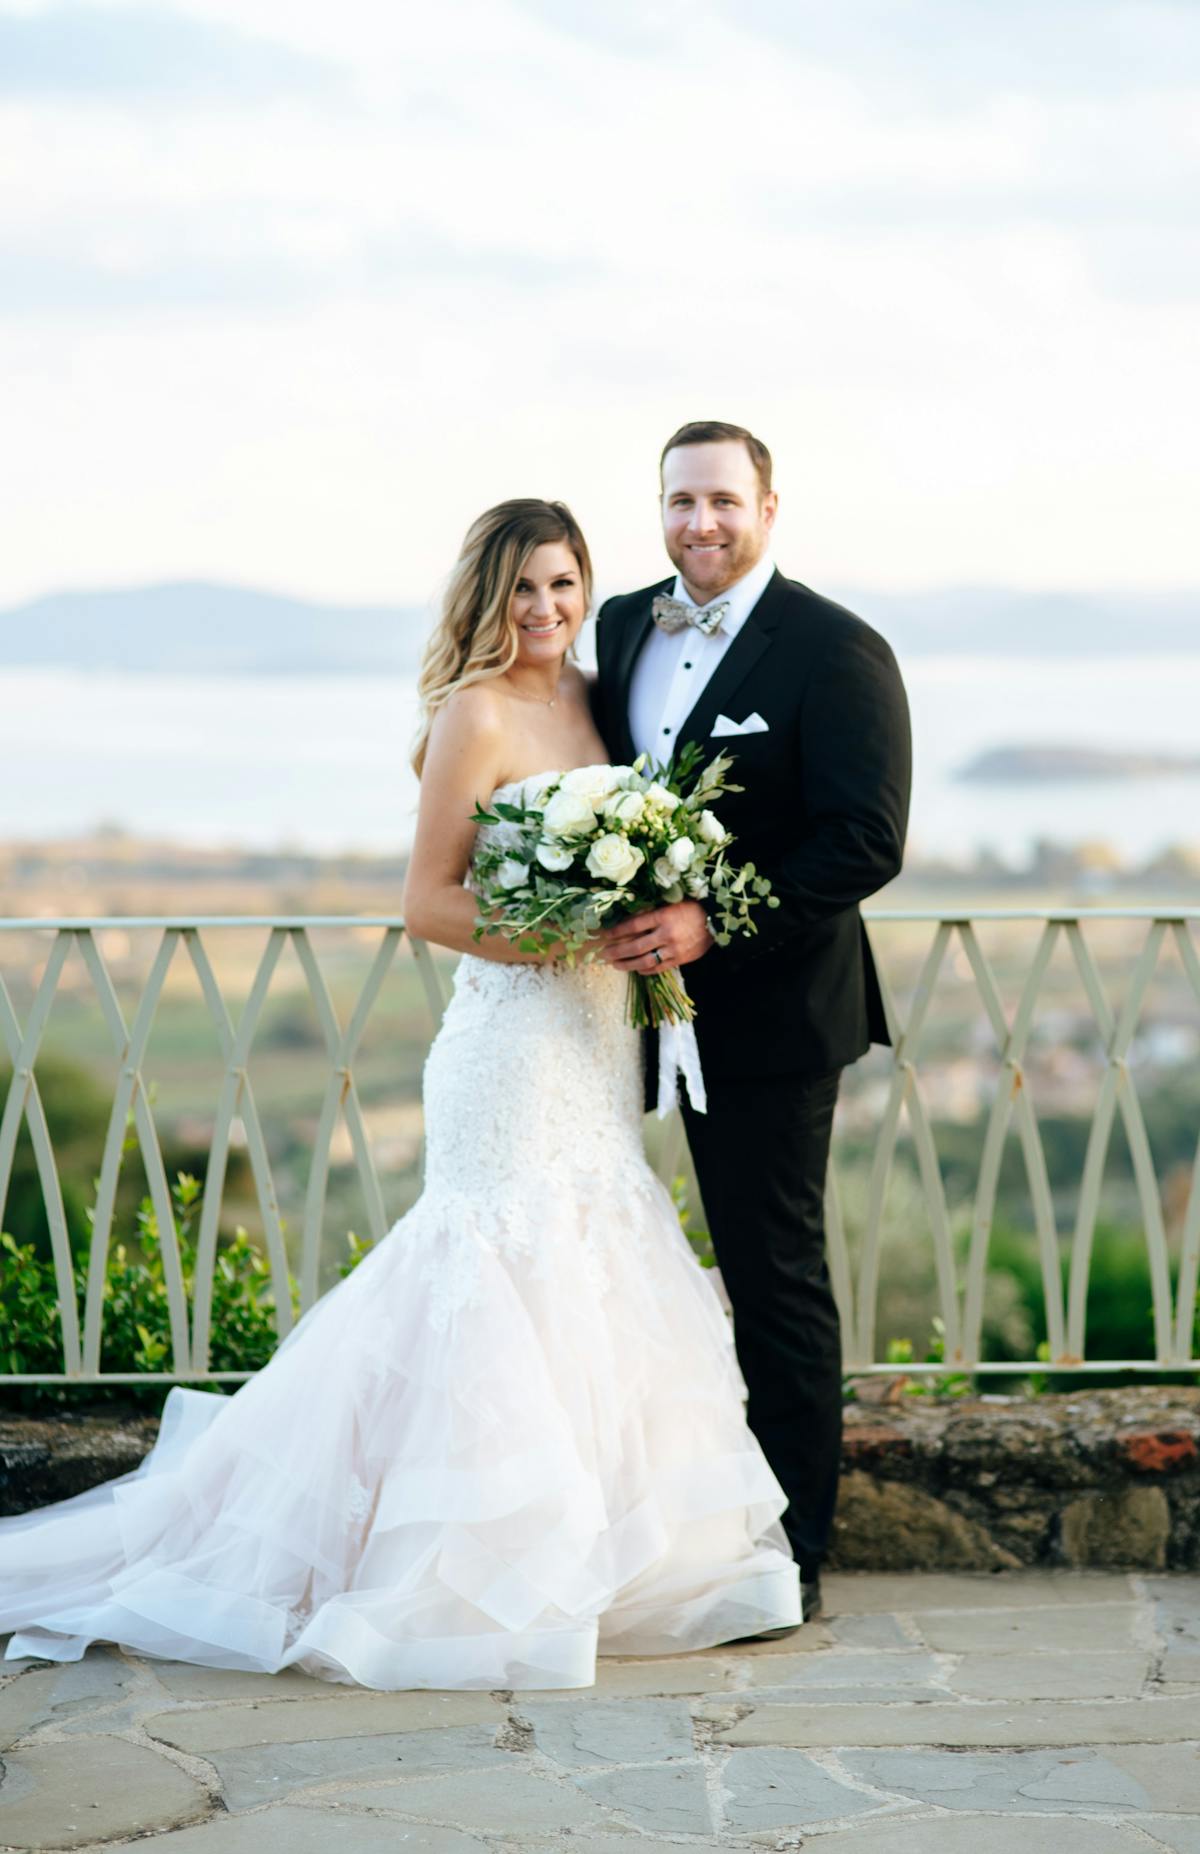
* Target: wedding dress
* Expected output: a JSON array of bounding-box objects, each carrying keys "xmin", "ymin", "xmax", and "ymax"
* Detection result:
[{"xmin": 0, "ymin": 775, "xmax": 801, "ymax": 1689}]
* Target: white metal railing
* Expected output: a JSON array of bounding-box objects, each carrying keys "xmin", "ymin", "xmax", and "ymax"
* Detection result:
[{"xmin": 0, "ymin": 911, "xmax": 1197, "ymax": 1384}]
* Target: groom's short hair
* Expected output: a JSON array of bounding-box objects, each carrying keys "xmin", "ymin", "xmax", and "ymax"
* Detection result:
[{"xmin": 660, "ymin": 421, "xmax": 773, "ymax": 499}]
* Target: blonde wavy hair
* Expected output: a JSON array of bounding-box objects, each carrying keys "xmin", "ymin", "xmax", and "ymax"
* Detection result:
[{"xmin": 411, "ymin": 498, "xmax": 593, "ymax": 776}]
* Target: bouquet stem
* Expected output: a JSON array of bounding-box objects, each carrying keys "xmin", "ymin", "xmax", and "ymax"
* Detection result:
[{"xmin": 626, "ymin": 969, "xmax": 696, "ymax": 1030}]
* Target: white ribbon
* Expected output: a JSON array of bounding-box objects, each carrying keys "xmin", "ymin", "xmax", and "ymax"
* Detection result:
[{"xmin": 656, "ymin": 1017, "xmax": 708, "ymax": 1119}]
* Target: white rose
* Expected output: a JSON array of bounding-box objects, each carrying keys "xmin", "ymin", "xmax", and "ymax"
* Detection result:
[
  {"xmin": 668, "ymin": 836, "xmax": 695, "ymax": 872},
  {"xmin": 652, "ymin": 855, "xmax": 676, "ymax": 889},
  {"xmin": 585, "ymin": 833, "xmax": 645, "ymax": 885},
  {"xmin": 645, "ymin": 782, "xmax": 680, "ymax": 811},
  {"xmin": 521, "ymin": 772, "xmax": 557, "ymax": 810},
  {"xmin": 697, "ymin": 809, "xmax": 725, "ymax": 844},
  {"xmin": 495, "ymin": 858, "xmax": 530, "ymax": 890},
  {"xmin": 560, "ymin": 763, "xmax": 621, "ymax": 804},
  {"xmin": 601, "ymin": 789, "xmax": 645, "ymax": 827},
  {"xmin": 542, "ymin": 789, "xmax": 596, "ymax": 837},
  {"xmin": 612, "ymin": 765, "xmax": 641, "ymax": 791},
  {"xmin": 686, "ymin": 873, "xmax": 710, "ymax": 900},
  {"xmin": 535, "ymin": 840, "xmax": 574, "ymax": 872}
]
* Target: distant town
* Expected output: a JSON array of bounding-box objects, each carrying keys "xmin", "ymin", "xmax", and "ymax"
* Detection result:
[{"xmin": 1, "ymin": 825, "xmax": 1196, "ymax": 922}]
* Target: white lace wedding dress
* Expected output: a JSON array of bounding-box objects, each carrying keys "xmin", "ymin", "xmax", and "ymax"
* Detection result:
[{"xmin": 0, "ymin": 776, "xmax": 801, "ymax": 1689}]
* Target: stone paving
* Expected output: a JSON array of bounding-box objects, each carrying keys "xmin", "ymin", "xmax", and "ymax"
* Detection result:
[{"xmin": 1, "ymin": 1571, "xmax": 1197, "ymax": 1852}]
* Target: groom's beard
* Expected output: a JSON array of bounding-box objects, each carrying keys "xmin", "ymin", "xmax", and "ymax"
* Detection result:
[{"xmin": 666, "ymin": 527, "xmax": 770, "ymax": 602}]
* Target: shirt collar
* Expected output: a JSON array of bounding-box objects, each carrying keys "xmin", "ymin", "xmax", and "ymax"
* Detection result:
[{"xmin": 668, "ymin": 552, "xmax": 775, "ymax": 639}]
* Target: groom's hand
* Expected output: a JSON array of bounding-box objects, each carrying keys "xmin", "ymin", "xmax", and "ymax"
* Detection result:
[{"xmin": 601, "ymin": 902, "xmax": 714, "ymax": 974}]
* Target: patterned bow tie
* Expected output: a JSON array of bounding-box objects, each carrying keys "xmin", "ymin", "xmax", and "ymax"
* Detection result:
[{"xmin": 651, "ymin": 593, "xmax": 730, "ymax": 638}]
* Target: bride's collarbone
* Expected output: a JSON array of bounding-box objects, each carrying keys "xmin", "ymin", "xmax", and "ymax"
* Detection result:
[
  {"xmin": 495, "ymin": 728, "xmax": 608, "ymax": 792},
  {"xmin": 498, "ymin": 743, "xmax": 606, "ymax": 793},
  {"xmin": 485, "ymin": 676, "xmax": 605, "ymax": 790}
]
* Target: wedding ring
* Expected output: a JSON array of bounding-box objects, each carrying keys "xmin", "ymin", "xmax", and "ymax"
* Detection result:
[{"xmin": 652, "ymin": 948, "xmax": 663, "ymax": 965}]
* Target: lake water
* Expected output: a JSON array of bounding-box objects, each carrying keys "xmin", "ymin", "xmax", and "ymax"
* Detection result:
[{"xmin": 2, "ymin": 655, "xmax": 1197, "ymax": 866}]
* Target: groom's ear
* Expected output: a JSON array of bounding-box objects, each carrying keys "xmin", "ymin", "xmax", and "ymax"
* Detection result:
[{"xmin": 761, "ymin": 489, "xmax": 779, "ymax": 533}]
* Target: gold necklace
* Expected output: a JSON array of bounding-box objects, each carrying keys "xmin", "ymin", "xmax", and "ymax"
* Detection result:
[{"xmin": 508, "ymin": 681, "xmax": 557, "ymax": 708}]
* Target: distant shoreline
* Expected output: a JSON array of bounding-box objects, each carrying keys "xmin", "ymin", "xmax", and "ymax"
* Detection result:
[
  {"xmin": 4, "ymin": 658, "xmax": 1198, "ymax": 872},
  {"xmin": 958, "ymin": 746, "xmax": 1200, "ymax": 783}
]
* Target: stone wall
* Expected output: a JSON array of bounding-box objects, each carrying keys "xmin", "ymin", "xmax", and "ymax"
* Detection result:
[
  {"xmin": 1, "ymin": 1386, "xmax": 1197, "ymax": 1571},
  {"xmin": 0, "ymin": 1405, "xmax": 160, "ymax": 1513},
  {"xmin": 833, "ymin": 1384, "xmax": 1200, "ymax": 1572}
]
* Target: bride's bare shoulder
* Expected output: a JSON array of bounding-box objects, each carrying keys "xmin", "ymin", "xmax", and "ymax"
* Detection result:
[
  {"xmin": 424, "ymin": 682, "xmax": 512, "ymax": 792},
  {"xmin": 433, "ymin": 680, "xmax": 509, "ymax": 741}
]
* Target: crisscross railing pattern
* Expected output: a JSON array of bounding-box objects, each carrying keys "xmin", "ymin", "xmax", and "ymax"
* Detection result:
[
  {"xmin": 0, "ymin": 910, "xmax": 1197, "ymax": 1383},
  {"xmin": 835, "ymin": 909, "xmax": 1200, "ymax": 1374},
  {"xmin": 0, "ymin": 919, "xmax": 419, "ymax": 1384}
]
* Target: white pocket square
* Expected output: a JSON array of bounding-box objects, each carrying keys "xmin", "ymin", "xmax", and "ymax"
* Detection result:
[{"xmin": 711, "ymin": 711, "xmax": 770, "ymax": 738}]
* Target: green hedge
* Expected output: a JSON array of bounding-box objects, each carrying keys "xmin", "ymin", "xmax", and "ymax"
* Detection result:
[{"xmin": 0, "ymin": 1172, "xmax": 371, "ymax": 1409}]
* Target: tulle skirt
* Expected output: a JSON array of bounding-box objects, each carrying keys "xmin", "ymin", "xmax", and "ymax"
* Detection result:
[
  {"xmin": 0, "ymin": 1168, "xmax": 800, "ymax": 1689},
  {"xmin": 0, "ymin": 949, "xmax": 800, "ymax": 1688}
]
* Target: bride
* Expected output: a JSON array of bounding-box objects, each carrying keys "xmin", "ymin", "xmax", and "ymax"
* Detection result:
[{"xmin": 0, "ymin": 499, "xmax": 801, "ymax": 1690}]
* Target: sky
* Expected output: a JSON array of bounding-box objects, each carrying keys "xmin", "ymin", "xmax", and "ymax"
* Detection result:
[{"xmin": 1, "ymin": 0, "xmax": 1197, "ymax": 610}]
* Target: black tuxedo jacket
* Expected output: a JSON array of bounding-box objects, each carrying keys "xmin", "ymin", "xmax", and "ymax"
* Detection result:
[{"xmin": 593, "ymin": 569, "xmax": 912, "ymax": 1080}]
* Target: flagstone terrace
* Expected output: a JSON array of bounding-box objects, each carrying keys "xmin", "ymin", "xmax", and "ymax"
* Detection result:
[{"xmin": 3, "ymin": 1570, "xmax": 1197, "ymax": 1851}]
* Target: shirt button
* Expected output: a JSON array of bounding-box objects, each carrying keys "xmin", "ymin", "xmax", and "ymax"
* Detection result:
[
  {"xmin": 683, "ymin": 661, "xmax": 693, "ymax": 669},
  {"xmin": 662, "ymin": 726, "xmax": 671, "ymax": 735}
]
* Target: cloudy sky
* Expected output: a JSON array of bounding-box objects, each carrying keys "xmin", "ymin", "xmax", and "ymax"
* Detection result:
[{"xmin": 1, "ymin": 0, "xmax": 1196, "ymax": 609}]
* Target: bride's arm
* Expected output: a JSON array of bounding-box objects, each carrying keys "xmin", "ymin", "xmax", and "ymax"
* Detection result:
[{"xmin": 402, "ymin": 686, "xmax": 547, "ymax": 964}]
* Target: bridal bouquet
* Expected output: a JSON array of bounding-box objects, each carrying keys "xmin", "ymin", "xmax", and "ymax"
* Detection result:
[{"xmin": 470, "ymin": 743, "xmax": 779, "ymax": 1030}]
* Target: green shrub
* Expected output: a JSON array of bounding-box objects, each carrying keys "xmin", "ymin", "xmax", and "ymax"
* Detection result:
[
  {"xmin": 866, "ymin": 1320, "xmax": 971, "ymax": 1401},
  {"xmin": 0, "ymin": 1173, "xmax": 372, "ymax": 1410},
  {"xmin": 0, "ymin": 1056, "xmax": 110, "ymax": 1257}
]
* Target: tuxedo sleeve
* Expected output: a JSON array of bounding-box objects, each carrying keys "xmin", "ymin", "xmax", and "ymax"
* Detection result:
[{"xmin": 717, "ymin": 621, "xmax": 911, "ymax": 969}]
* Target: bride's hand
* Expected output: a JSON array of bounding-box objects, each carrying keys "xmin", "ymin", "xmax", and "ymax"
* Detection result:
[{"xmin": 598, "ymin": 902, "xmax": 714, "ymax": 975}]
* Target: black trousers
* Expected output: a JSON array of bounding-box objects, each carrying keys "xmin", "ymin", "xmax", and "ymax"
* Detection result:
[{"xmin": 681, "ymin": 1066, "xmax": 843, "ymax": 1577}]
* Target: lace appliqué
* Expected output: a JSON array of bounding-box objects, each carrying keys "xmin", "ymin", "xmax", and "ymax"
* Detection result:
[
  {"xmin": 346, "ymin": 1475, "xmax": 373, "ymax": 1525},
  {"xmin": 284, "ymin": 1592, "xmax": 315, "ymax": 1644},
  {"xmin": 389, "ymin": 793, "xmax": 672, "ymax": 1328}
]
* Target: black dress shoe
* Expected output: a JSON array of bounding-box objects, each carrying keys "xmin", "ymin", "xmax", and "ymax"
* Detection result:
[{"xmin": 722, "ymin": 1620, "xmax": 804, "ymax": 1645}]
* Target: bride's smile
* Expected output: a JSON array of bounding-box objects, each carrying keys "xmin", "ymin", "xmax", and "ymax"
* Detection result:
[{"xmin": 511, "ymin": 541, "xmax": 586, "ymax": 663}]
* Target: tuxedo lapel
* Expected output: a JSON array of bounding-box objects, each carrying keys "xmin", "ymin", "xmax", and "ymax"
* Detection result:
[{"xmin": 674, "ymin": 568, "xmax": 787, "ymax": 752}]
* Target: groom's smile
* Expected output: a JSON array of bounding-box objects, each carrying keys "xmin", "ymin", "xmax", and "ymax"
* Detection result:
[{"xmin": 660, "ymin": 438, "xmax": 778, "ymax": 605}]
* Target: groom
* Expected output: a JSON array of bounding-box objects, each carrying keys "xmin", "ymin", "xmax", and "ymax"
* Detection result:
[{"xmin": 595, "ymin": 421, "xmax": 912, "ymax": 1620}]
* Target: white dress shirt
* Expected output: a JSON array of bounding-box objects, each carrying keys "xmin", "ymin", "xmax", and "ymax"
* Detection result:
[{"xmin": 627, "ymin": 553, "xmax": 777, "ymax": 766}]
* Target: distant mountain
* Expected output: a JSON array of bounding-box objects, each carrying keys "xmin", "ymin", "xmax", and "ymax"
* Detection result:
[
  {"xmin": 958, "ymin": 745, "xmax": 1200, "ymax": 783},
  {"xmin": 0, "ymin": 579, "xmax": 1195, "ymax": 674},
  {"xmin": 0, "ymin": 581, "xmax": 430, "ymax": 674},
  {"xmin": 838, "ymin": 586, "xmax": 1198, "ymax": 658}
]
